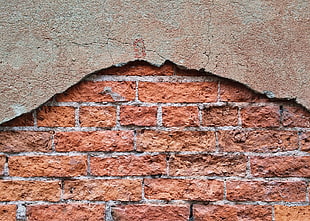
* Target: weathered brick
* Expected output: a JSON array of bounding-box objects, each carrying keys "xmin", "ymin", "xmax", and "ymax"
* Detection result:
[
  {"xmin": 1, "ymin": 112, "xmax": 34, "ymax": 127},
  {"xmin": 0, "ymin": 205, "xmax": 16, "ymax": 221},
  {"xmin": 194, "ymin": 204, "xmax": 272, "ymax": 221},
  {"xmin": 27, "ymin": 204, "xmax": 105, "ymax": 221},
  {"xmin": 0, "ymin": 155, "xmax": 5, "ymax": 176},
  {"xmin": 220, "ymin": 80, "xmax": 267, "ymax": 102},
  {"xmin": 0, "ymin": 180, "xmax": 61, "ymax": 201},
  {"xmin": 241, "ymin": 106, "xmax": 280, "ymax": 127},
  {"xmin": 169, "ymin": 154, "xmax": 247, "ymax": 177},
  {"xmin": 55, "ymin": 131, "xmax": 133, "ymax": 152},
  {"xmin": 226, "ymin": 180, "xmax": 307, "ymax": 202},
  {"xmin": 175, "ymin": 67, "xmax": 206, "ymax": 76},
  {"xmin": 55, "ymin": 81, "xmax": 135, "ymax": 102},
  {"xmin": 120, "ymin": 106, "xmax": 157, "ymax": 126},
  {"xmin": 218, "ymin": 130, "xmax": 298, "ymax": 152},
  {"xmin": 63, "ymin": 179, "xmax": 142, "ymax": 201},
  {"xmin": 282, "ymin": 106, "xmax": 310, "ymax": 128},
  {"xmin": 90, "ymin": 154, "xmax": 166, "ymax": 176},
  {"xmin": 9, "ymin": 155, "xmax": 87, "ymax": 177},
  {"xmin": 139, "ymin": 82, "xmax": 218, "ymax": 103},
  {"xmin": 144, "ymin": 179, "xmax": 223, "ymax": 201},
  {"xmin": 274, "ymin": 205, "xmax": 310, "ymax": 221},
  {"xmin": 101, "ymin": 61, "xmax": 174, "ymax": 76},
  {"xmin": 0, "ymin": 131, "xmax": 53, "ymax": 153},
  {"xmin": 202, "ymin": 106, "xmax": 238, "ymax": 126},
  {"xmin": 37, "ymin": 106, "xmax": 75, "ymax": 127},
  {"xmin": 162, "ymin": 106, "xmax": 199, "ymax": 127},
  {"xmin": 251, "ymin": 156, "xmax": 310, "ymax": 178},
  {"xmin": 112, "ymin": 204, "xmax": 189, "ymax": 221},
  {"xmin": 80, "ymin": 106, "xmax": 116, "ymax": 127},
  {"xmin": 136, "ymin": 130, "xmax": 216, "ymax": 152},
  {"xmin": 300, "ymin": 132, "xmax": 310, "ymax": 152}
]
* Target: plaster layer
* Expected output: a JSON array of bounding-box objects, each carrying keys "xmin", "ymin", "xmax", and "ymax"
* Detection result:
[{"xmin": 1, "ymin": 0, "xmax": 309, "ymax": 123}]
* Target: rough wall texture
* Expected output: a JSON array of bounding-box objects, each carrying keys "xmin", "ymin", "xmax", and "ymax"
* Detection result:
[
  {"xmin": 0, "ymin": 0, "xmax": 309, "ymax": 123},
  {"xmin": 0, "ymin": 63, "xmax": 309, "ymax": 220}
]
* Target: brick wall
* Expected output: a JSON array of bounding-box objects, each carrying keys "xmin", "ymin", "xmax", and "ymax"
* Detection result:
[{"xmin": 0, "ymin": 61, "xmax": 309, "ymax": 220}]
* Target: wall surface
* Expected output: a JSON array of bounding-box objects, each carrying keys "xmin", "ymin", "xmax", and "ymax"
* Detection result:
[
  {"xmin": 1, "ymin": 0, "xmax": 309, "ymax": 123},
  {"xmin": 0, "ymin": 64, "xmax": 309, "ymax": 220}
]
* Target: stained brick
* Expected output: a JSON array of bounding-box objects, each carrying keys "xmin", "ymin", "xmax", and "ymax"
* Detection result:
[
  {"xmin": 139, "ymin": 82, "xmax": 218, "ymax": 103},
  {"xmin": 0, "ymin": 131, "xmax": 53, "ymax": 153},
  {"xmin": 251, "ymin": 156, "xmax": 310, "ymax": 177},
  {"xmin": 63, "ymin": 179, "xmax": 142, "ymax": 201},
  {"xmin": 90, "ymin": 154, "xmax": 166, "ymax": 176},
  {"xmin": 300, "ymin": 132, "xmax": 310, "ymax": 152},
  {"xmin": 112, "ymin": 204, "xmax": 189, "ymax": 221},
  {"xmin": 282, "ymin": 106, "xmax": 310, "ymax": 128},
  {"xmin": 55, "ymin": 131, "xmax": 133, "ymax": 152},
  {"xmin": 274, "ymin": 205, "xmax": 310, "ymax": 221},
  {"xmin": 55, "ymin": 81, "xmax": 135, "ymax": 102},
  {"xmin": 0, "ymin": 205, "xmax": 16, "ymax": 221},
  {"xmin": 27, "ymin": 204, "xmax": 105, "ymax": 221},
  {"xmin": 218, "ymin": 130, "xmax": 298, "ymax": 152},
  {"xmin": 1, "ymin": 112, "xmax": 34, "ymax": 127},
  {"xmin": 136, "ymin": 130, "xmax": 216, "ymax": 152},
  {"xmin": 9, "ymin": 155, "xmax": 87, "ymax": 177},
  {"xmin": 0, "ymin": 155, "xmax": 5, "ymax": 176},
  {"xmin": 226, "ymin": 180, "xmax": 307, "ymax": 202},
  {"xmin": 162, "ymin": 106, "xmax": 199, "ymax": 127},
  {"xmin": 80, "ymin": 106, "xmax": 116, "ymax": 127},
  {"xmin": 193, "ymin": 204, "xmax": 272, "ymax": 221},
  {"xmin": 0, "ymin": 180, "xmax": 61, "ymax": 202},
  {"xmin": 120, "ymin": 105, "xmax": 157, "ymax": 126},
  {"xmin": 169, "ymin": 154, "xmax": 247, "ymax": 177},
  {"xmin": 37, "ymin": 106, "xmax": 75, "ymax": 127},
  {"xmin": 241, "ymin": 106, "xmax": 280, "ymax": 127},
  {"xmin": 144, "ymin": 179, "xmax": 223, "ymax": 201},
  {"xmin": 202, "ymin": 105, "xmax": 238, "ymax": 126}
]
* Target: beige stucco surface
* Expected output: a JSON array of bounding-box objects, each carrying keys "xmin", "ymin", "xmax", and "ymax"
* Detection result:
[{"xmin": 0, "ymin": 0, "xmax": 309, "ymax": 123}]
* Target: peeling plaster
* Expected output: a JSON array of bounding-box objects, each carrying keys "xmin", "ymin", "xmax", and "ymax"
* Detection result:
[{"xmin": 0, "ymin": 0, "xmax": 309, "ymax": 123}]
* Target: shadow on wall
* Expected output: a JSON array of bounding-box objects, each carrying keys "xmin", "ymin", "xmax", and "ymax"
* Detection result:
[{"xmin": 0, "ymin": 61, "xmax": 309, "ymax": 221}]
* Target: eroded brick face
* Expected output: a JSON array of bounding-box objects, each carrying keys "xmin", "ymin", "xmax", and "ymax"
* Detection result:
[{"xmin": 0, "ymin": 62, "xmax": 309, "ymax": 220}]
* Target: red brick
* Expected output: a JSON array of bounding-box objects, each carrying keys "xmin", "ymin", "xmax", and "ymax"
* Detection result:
[
  {"xmin": 120, "ymin": 106, "xmax": 157, "ymax": 126},
  {"xmin": 101, "ymin": 61, "xmax": 174, "ymax": 76},
  {"xmin": 37, "ymin": 106, "xmax": 75, "ymax": 127},
  {"xmin": 0, "ymin": 131, "xmax": 53, "ymax": 153},
  {"xmin": 226, "ymin": 180, "xmax": 307, "ymax": 202},
  {"xmin": 55, "ymin": 131, "xmax": 133, "ymax": 152},
  {"xmin": 144, "ymin": 179, "xmax": 223, "ymax": 201},
  {"xmin": 0, "ymin": 155, "xmax": 5, "ymax": 176},
  {"xmin": 162, "ymin": 106, "xmax": 199, "ymax": 127},
  {"xmin": 136, "ymin": 130, "xmax": 216, "ymax": 152},
  {"xmin": 90, "ymin": 154, "xmax": 166, "ymax": 176},
  {"xmin": 9, "ymin": 155, "xmax": 87, "ymax": 177},
  {"xmin": 218, "ymin": 130, "xmax": 298, "ymax": 152},
  {"xmin": 1, "ymin": 112, "xmax": 34, "ymax": 127},
  {"xmin": 282, "ymin": 106, "xmax": 310, "ymax": 128},
  {"xmin": 80, "ymin": 106, "xmax": 116, "ymax": 127},
  {"xmin": 169, "ymin": 154, "xmax": 247, "ymax": 177},
  {"xmin": 274, "ymin": 205, "xmax": 310, "ymax": 221},
  {"xmin": 300, "ymin": 132, "xmax": 310, "ymax": 152},
  {"xmin": 241, "ymin": 106, "xmax": 280, "ymax": 127},
  {"xmin": 251, "ymin": 156, "xmax": 310, "ymax": 178},
  {"xmin": 112, "ymin": 204, "xmax": 189, "ymax": 221},
  {"xmin": 202, "ymin": 106, "xmax": 238, "ymax": 126},
  {"xmin": 139, "ymin": 82, "xmax": 218, "ymax": 103},
  {"xmin": 194, "ymin": 204, "xmax": 272, "ymax": 221},
  {"xmin": 0, "ymin": 205, "xmax": 16, "ymax": 221},
  {"xmin": 220, "ymin": 81, "xmax": 267, "ymax": 102},
  {"xmin": 27, "ymin": 204, "xmax": 105, "ymax": 221},
  {"xmin": 55, "ymin": 81, "xmax": 135, "ymax": 102},
  {"xmin": 63, "ymin": 179, "xmax": 142, "ymax": 201},
  {"xmin": 0, "ymin": 180, "xmax": 61, "ymax": 201}
]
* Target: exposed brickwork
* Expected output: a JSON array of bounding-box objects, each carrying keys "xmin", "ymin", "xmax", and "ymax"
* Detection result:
[
  {"xmin": 27, "ymin": 204, "xmax": 105, "ymax": 221},
  {"xmin": 0, "ymin": 63, "xmax": 309, "ymax": 220}
]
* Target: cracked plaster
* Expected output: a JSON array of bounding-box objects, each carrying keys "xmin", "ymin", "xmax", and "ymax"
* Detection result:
[{"xmin": 0, "ymin": 0, "xmax": 309, "ymax": 123}]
